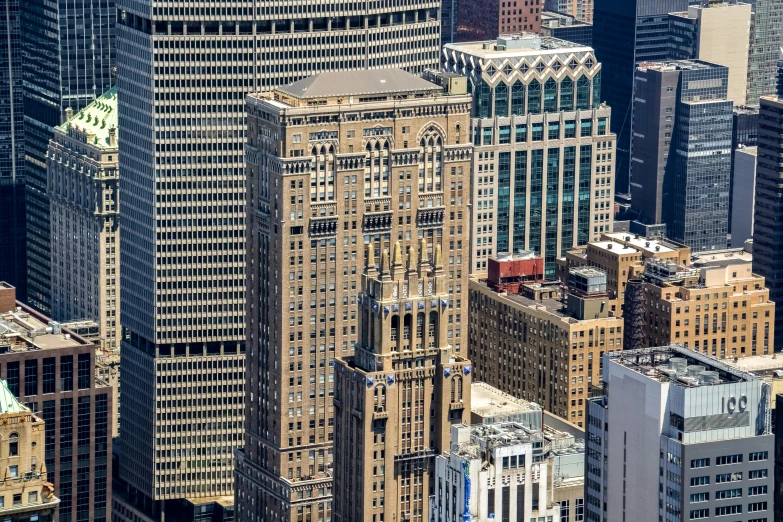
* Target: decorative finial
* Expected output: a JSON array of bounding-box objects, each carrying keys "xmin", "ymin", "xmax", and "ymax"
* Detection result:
[
  {"xmin": 407, "ymin": 245, "xmax": 417, "ymax": 272},
  {"xmin": 434, "ymin": 244, "xmax": 443, "ymax": 270},
  {"xmin": 366, "ymin": 244, "xmax": 377, "ymax": 274},
  {"xmin": 392, "ymin": 241, "xmax": 403, "ymax": 267}
]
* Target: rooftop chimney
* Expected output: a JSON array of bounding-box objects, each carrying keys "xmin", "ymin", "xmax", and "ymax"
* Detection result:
[{"xmin": 0, "ymin": 283, "xmax": 17, "ymax": 313}]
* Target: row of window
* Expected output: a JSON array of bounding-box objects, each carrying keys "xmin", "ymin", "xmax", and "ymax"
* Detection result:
[
  {"xmin": 690, "ymin": 502, "xmax": 767, "ymax": 518},
  {"xmin": 691, "ymin": 452, "xmax": 767, "ymax": 469}
]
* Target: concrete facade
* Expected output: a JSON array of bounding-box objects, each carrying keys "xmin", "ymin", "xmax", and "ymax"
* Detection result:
[{"xmin": 731, "ymin": 146, "xmax": 757, "ymax": 248}]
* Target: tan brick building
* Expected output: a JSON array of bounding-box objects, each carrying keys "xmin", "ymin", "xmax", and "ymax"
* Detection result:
[
  {"xmin": 333, "ymin": 242, "xmax": 472, "ymax": 522},
  {"xmin": 0, "ymin": 379, "xmax": 59, "ymax": 521},
  {"xmin": 468, "ymin": 264, "xmax": 623, "ymax": 427},
  {"xmin": 239, "ymin": 70, "xmax": 472, "ymax": 522}
]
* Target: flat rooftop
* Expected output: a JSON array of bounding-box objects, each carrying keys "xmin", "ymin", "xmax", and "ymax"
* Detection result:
[
  {"xmin": 609, "ymin": 345, "xmax": 759, "ymax": 387},
  {"xmin": 445, "ymin": 34, "xmax": 591, "ymax": 59},
  {"xmin": 603, "ymin": 232, "xmax": 683, "ymax": 254},
  {"xmin": 590, "ymin": 240, "xmax": 641, "ymax": 254},
  {"xmin": 637, "ymin": 59, "xmax": 717, "ymax": 72},
  {"xmin": 723, "ymin": 353, "xmax": 783, "ymax": 375},
  {"xmin": 691, "ymin": 248, "xmax": 752, "ymax": 268},
  {"xmin": 0, "ymin": 306, "xmax": 87, "ymax": 351},
  {"xmin": 471, "ymin": 382, "xmax": 541, "ymax": 418},
  {"xmin": 275, "ymin": 69, "xmax": 440, "ymax": 100}
]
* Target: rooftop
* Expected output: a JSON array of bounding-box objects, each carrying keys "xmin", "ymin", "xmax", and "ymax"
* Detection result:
[
  {"xmin": 57, "ymin": 87, "xmax": 118, "ymax": 149},
  {"xmin": 735, "ymin": 145, "xmax": 758, "ymax": 156},
  {"xmin": 608, "ymin": 345, "xmax": 759, "ymax": 387},
  {"xmin": 691, "ymin": 247, "xmax": 753, "ymax": 268},
  {"xmin": 590, "ymin": 240, "xmax": 642, "ymax": 254},
  {"xmin": 637, "ymin": 59, "xmax": 718, "ymax": 72},
  {"xmin": 445, "ymin": 34, "xmax": 591, "ymax": 58},
  {"xmin": 471, "ymin": 382, "xmax": 541, "ymax": 418},
  {"xmin": 275, "ymin": 69, "xmax": 441, "ymax": 100},
  {"xmin": 602, "ymin": 232, "xmax": 685, "ymax": 254},
  {"xmin": 723, "ymin": 353, "xmax": 783, "ymax": 376},
  {"xmin": 541, "ymin": 11, "xmax": 592, "ymax": 27},
  {"xmin": 0, "ymin": 379, "xmax": 27, "ymax": 414}
]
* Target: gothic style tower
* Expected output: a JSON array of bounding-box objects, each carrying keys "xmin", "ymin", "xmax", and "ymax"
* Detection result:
[{"xmin": 333, "ymin": 240, "xmax": 472, "ymax": 522}]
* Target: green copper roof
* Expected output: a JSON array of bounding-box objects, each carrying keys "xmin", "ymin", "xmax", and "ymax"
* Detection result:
[
  {"xmin": 0, "ymin": 379, "xmax": 26, "ymax": 414},
  {"xmin": 58, "ymin": 86, "xmax": 118, "ymax": 149}
]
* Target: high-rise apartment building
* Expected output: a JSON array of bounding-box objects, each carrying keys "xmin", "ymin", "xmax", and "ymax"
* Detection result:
[
  {"xmin": 332, "ymin": 242, "xmax": 472, "ymax": 522},
  {"xmin": 0, "ymin": 0, "xmax": 27, "ymax": 300},
  {"xmin": 117, "ymin": 1, "xmax": 443, "ymax": 519},
  {"xmin": 455, "ymin": 0, "xmax": 542, "ymax": 41},
  {"xmin": 48, "ymin": 88, "xmax": 120, "ymax": 350},
  {"xmin": 442, "ymin": 34, "xmax": 614, "ymax": 277},
  {"xmin": 592, "ymin": 0, "xmax": 688, "ymax": 195},
  {"xmin": 668, "ymin": 2, "xmax": 752, "ymax": 105},
  {"xmin": 468, "ymin": 261, "xmax": 624, "ymax": 426},
  {"xmin": 0, "ymin": 378, "xmax": 60, "ymax": 522},
  {"xmin": 630, "ymin": 61, "xmax": 733, "ymax": 251},
  {"xmin": 586, "ymin": 346, "xmax": 774, "ymax": 522},
  {"xmin": 753, "ymin": 94, "xmax": 783, "ymax": 351},
  {"xmin": 0, "ymin": 283, "xmax": 113, "ymax": 522},
  {"xmin": 238, "ymin": 70, "xmax": 472, "ymax": 522},
  {"xmin": 747, "ymin": 0, "xmax": 783, "ymax": 105},
  {"xmin": 21, "ymin": 0, "xmax": 117, "ymax": 315}
]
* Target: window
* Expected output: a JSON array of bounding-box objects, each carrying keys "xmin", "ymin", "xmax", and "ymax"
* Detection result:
[
  {"xmin": 8, "ymin": 433, "xmax": 17, "ymax": 457},
  {"xmin": 9, "ymin": 466, "xmax": 17, "ymax": 478},
  {"xmin": 748, "ymin": 485, "xmax": 768, "ymax": 496},
  {"xmin": 28, "ymin": 491, "xmax": 37, "ymax": 504},
  {"xmin": 691, "ymin": 458, "xmax": 710, "ymax": 468},
  {"xmin": 77, "ymin": 353, "xmax": 90, "ymax": 389},
  {"xmin": 12, "ymin": 494, "xmax": 20, "ymax": 506},
  {"xmin": 715, "ymin": 472, "xmax": 742, "ymax": 483},
  {"xmin": 714, "ymin": 505, "xmax": 741, "ymax": 516},
  {"xmin": 690, "ymin": 476, "xmax": 709, "ymax": 486},
  {"xmin": 748, "ymin": 502, "xmax": 767, "ymax": 513},
  {"xmin": 749, "ymin": 451, "xmax": 768, "ymax": 462},
  {"xmin": 716, "ymin": 454, "xmax": 742, "ymax": 465},
  {"xmin": 60, "ymin": 356, "xmax": 73, "ymax": 392},
  {"xmin": 749, "ymin": 469, "xmax": 768, "ymax": 480},
  {"xmin": 715, "ymin": 488, "xmax": 741, "ymax": 500},
  {"xmin": 690, "ymin": 493, "xmax": 708, "ymax": 503},
  {"xmin": 689, "ymin": 509, "xmax": 709, "ymax": 519}
]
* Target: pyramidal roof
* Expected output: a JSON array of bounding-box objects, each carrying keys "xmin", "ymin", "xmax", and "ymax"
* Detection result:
[
  {"xmin": 0, "ymin": 380, "xmax": 27, "ymax": 414},
  {"xmin": 276, "ymin": 69, "xmax": 440, "ymax": 100}
]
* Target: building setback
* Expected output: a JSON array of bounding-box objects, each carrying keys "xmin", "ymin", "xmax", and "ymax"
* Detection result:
[
  {"xmin": 753, "ymin": 94, "xmax": 783, "ymax": 351},
  {"xmin": 21, "ymin": 0, "xmax": 117, "ymax": 315},
  {"xmin": 540, "ymin": 12, "xmax": 593, "ymax": 46},
  {"xmin": 442, "ymin": 34, "xmax": 614, "ymax": 277},
  {"xmin": 0, "ymin": 283, "xmax": 113, "ymax": 522},
  {"xmin": 239, "ymin": 70, "xmax": 472, "ymax": 522},
  {"xmin": 586, "ymin": 345, "xmax": 774, "ymax": 522},
  {"xmin": 48, "ymin": 88, "xmax": 120, "ymax": 350},
  {"xmin": 333, "ymin": 242, "xmax": 472, "ymax": 522}
]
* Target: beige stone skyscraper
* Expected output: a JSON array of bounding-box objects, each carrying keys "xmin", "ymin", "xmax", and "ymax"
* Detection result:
[
  {"xmin": 332, "ymin": 241, "xmax": 473, "ymax": 522},
  {"xmin": 238, "ymin": 69, "xmax": 472, "ymax": 522}
]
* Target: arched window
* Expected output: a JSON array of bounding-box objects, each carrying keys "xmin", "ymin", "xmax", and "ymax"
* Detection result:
[
  {"xmin": 560, "ymin": 77, "xmax": 574, "ymax": 111},
  {"xmin": 544, "ymin": 78, "xmax": 558, "ymax": 113},
  {"xmin": 429, "ymin": 311, "xmax": 439, "ymax": 347},
  {"xmin": 391, "ymin": 315, "xmax": 399, "ymax": 342},
  {"xmin": 451, "ymin": 378, "xmax": 457, "ymax": 402},
  {"xmin": 403, "ymin": 314, "xmax": 412, "ymax": 342},
  {"xmin": 454, "ymin": 376, "xmax": 463, "ymax": 401},
  {"xmin": 495, "ymin": 83, "xmax": 509, "ymax": 118},
  {"xmin": 416, "ymin": 313, "xmax": 425, "ymax": 339},
  {"xmin": 576, "ymin": 76, "xmax": 591, "ymax": 109},
  {"xmin": 9, "ymin": 433, "xmax": 18, "ymax": 457},
  {"xmin": 476, "ymin": 81, "xmax": 491, "ymax": 118},
  {"xmin": 527, "ymin": 79, "xmax": 541, "ymax": 114},
  {"xmin": 511, "ymin": 81, "xmax": 525, "ymax": 115},
  {"xmin": 374, "ymin": 385, "xmax": 387, "ymax": 412},
  {"xmin": 592, "ymin": 71, "xmax": 602, "ymax": 108}
]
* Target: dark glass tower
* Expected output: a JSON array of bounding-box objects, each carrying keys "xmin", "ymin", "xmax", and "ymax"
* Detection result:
[
  {"xmin": 21, "ymin": 0, "xmax": 117, "ymax": 314},
  {"xmin": 0, "ymin": 0, "xmax": 27, "ymax": 299},
  {"xmin": 592, "ymin": 0, "xmax": 688, "ymax": 195},
  {"xmin": 747, "ymin": 0, "xmax": 783, "ymax": 105}
]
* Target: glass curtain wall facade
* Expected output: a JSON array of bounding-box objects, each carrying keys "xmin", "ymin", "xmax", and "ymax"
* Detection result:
[
  {"xmin": 747, "ymin": 0, "xmax": 783, "ymax": 105},
  {"xmin": 21, "ymin": 0, "xmax": 117, "ymax": 314},
  {"xmin": 0, "ymin": 0, "xmax": 27, "ymax": 298},
  {"xmin": 444, "ymin": 37, "xmax": 615, "ymax": 277}
]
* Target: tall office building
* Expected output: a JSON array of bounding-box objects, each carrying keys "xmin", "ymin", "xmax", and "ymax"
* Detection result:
[
  {"xmin": 21, "ymin": 0, "xmax": 117, "ymax": 315},
  {"xmin": 747, "ymin": 0, "xmax": 783, "ymax": 105},
  {"xmin": 592, "ymin": 0, "xmax": 688, "ymax": 196},
  {"xmin": 0, "ymin": 0, "xmax": 26, "ymax": 300},
  {"xmin": 0, "ymin": 283, "xmax": 114, "ymax": 522},
  {"xmin": 49, "ymin": 89, "xmax": 120, "ymax": 350},
  {"xmin": 116, "ymin": 0, "xmax": 443, "ymax": 519},
  {"xmin": 332, "ymin": 242, "xmax": 473, "ymax": 522},
  {"xmin": 442, "ymin": 34, "xmax": 615, "ymax": 277},
  {"xmin": 455, "ymin": 0, "xmax": 542, "ymax": 41},
  {"xmin": 540, "ymin": 12, "xmax": 593, "ymax": 46},
  {"xmin": 544, "ymin": 0, "xmax": 594, "ymax": 23},
  {"xmin": 667, "ymin": 2, "xmax": 752, "ymax": 105},
  {"xmin": 753, "ymin": 93, "xmax": 783, "ymax": 352},
  {"xmin": 239, "ymin": 70, "xmax": 472, "ymax": 522},
  {"xmin": 630, "ymin": 61, "xmax": 732, "ymax": 251},
  {"xmin": 586, "ymin": 346, "xmax": 774, "ymax": 522}
]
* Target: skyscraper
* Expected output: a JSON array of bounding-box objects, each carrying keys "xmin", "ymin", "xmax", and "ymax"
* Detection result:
[
  {"xmin": 239, "ymin": 69, "xmax": 471, "ymax": 522},
  {"xmin": 115, "ymin": 0, "xmax": 443, "ymax": 519},
  {"xmin": 753, "ymin": 92, "xmax": 783, "ymax": 351},
  {"xmin": 442, "ymin": 34, "xmax": 615, "ymax": 277},
  {"xmin": 0, "ymin": 0, "xmax": 27, "ymax": 300},
  {"xmin": 455, "ymin": 0, "xmax": 542, "ymax": 41},
  {"xmin": 592, "ymin": 0, "xmax": 688, "ymax": 195},
  {"xmin": 332, "ymin": 241, "xmax": 473, "ymax": 522},
  {"xmin": 747, "ymin": 0, "xmax": 783, "ymax": 105},
  {"xmin": 22, "ymin": 0, "xmax": 117, "ymax": 314}
]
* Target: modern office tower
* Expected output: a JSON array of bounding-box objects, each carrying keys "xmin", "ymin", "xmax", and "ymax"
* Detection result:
[
  {"xmin": 0, "ymin": 282, "xmax": 113, "ymax": 522},
  {"xmin": 544, "ymin": 0, "xmax": 594, "ymax": 22},
  {"xmin": 630, "ymin": 61, "xmax": 733, "ymax": 251},
  {"xmin": 730, "ymin": 106, "xmax": 759, "ymax": 231},
  {"xmin": 668, "ymin": 2, "xmax": 752, "ymax": 105},
  {"xmin": 776, "ymin": 393, "xmax": 783, "ymax": 521},
  {"xmin": 623, "ymin": 256, "xmax": 776, "ymax": 356},
  {"xmin": 442, "ymin": 0, "xmax": 460, "ymax": 44},
  {"xmin": 455, "ymin": 0, "xmax": 542, "ymax": 41},
  {"xmin": 559, "ymin": 232, "xmax": 691, "ymax": 311},
  {"xmin": 0, "ymin": 378, "xmax": 60, "ymax": 521},
  {"xmin": 0, "ymin": 0, "xmax": 27, "ymax": 300},
  {"xmin": 540, "ymin": 12, "xmax": 593, "ymax": 46},
  {"xmin": 592, "ymin": 0, "xmax": 688, "ymax": 196},
  {"xmin": 753, "ymin": 95, "xmax": 783, "ymax": 352},
  {"xmin": 434, "ymin": 416, "xmax": 584, "ymax": 521},
  {"xmin": 586, "ymin": 346, "xmax": 774, "ymax": 522},
  {"xmin": 731, "ymin": 146, "xmax": 757, "ymax": 247},
  {"xmin": 442, "ymin": 34, "xmax": 615, "ymax": 277},
  {"xmin": 48, "ymin": 88, "xmax": 120, "ymax": 350},
  {"xmin": 21, "ymin": 0, "xmax": 116, "ymax": 315},
  {"xmin": 468, "ymin": 260, "xmax": 624, "ymax": 426},
  {"xmin": 332, "ymin": 242, "xmax": 473, "ymax": 522},
  {"xmin": 747, "ymin": 0, "xmax": 783, "ymax": 105},
  {"xmin": 239, "ymin": 70, "xmax": 472, "ymax": 522}
]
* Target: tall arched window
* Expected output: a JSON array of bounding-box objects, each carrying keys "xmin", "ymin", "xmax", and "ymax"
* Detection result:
[
  {"xmin": 527, "ymin": 79, "xmax": 541, "ymax": 114},
  {"xmin": 9, "ymin": 433, "xmax": 18, "ymax": 457},
  {"xmin": 495, "ymin": 83, "xmax": 509, "ymax": 118},
  {"xmin": 576, "ymin": 76, "xmax": 591, "ymax": 109},
  {"xmin": 391, "ymin": 315, "xmax": 399, "ymax": 342},
  {"xmin": 429, "ymin": 311, "xmax": 439, "ymax": 347},
  {"xmin": 560, "ymin": 77, "xmax": 574, "ymax": 111},
  {"xmin": 511, "ymin": 81, "xmax": 525, "ymax": 115},
  {"xmin": 544, "ymin": 78, "xmax": 558, "ymax": 113},
  {"xmin": 403, "ymin": 314, "xmax": 412, "ymax": 342},
  {"xmin": 417, "ymin": 313, "xmax": 425, "ymax": 339}
]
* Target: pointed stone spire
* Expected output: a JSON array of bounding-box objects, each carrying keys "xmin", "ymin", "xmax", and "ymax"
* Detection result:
[
  {"xmin": 433, "ymin": 243, "xmax": 444, "ymax": 273},
  {"xmin": 418, "ymin": 238, "xmax": 430, "ymax": 271},
  {"xmin": 407, "ymin": 245, "xmax": 417, "ymax": 273},
  {"xmin": 380, "ymin": 249, "xmax": 391, "ymax": 280},
  {"xmin": 365, "ymin": 243, "xmax": 378, "ymax": 276},
  {"xmin": 391, "ymin": 241, "xmax": 403, "ymax": 268}
]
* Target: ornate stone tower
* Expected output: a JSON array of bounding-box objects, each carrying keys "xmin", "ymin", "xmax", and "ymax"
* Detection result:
[{"xmin": 333, "ymin": 240, "xmax": 472, "ymax": 522}]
